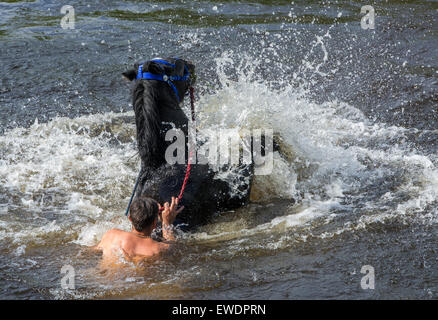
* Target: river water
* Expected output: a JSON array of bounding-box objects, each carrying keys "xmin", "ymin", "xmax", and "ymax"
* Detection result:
[{"xmin": 0, "ymin": 0, "xmax": 437, "ymax": 299}]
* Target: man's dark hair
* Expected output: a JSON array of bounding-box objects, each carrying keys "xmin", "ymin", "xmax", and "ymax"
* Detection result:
[{"xmin": 129, "ymin": 196, "xmax": 159, "ymax": 231}]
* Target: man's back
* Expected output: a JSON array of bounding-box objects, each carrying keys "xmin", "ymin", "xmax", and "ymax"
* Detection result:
[
  {"xmin": 97, "ymin": 228, "xmax": 168, "ymax": 260},
  {"xmin": 95, "ymin": 196, "xmax": 183, "ymax": 263}
]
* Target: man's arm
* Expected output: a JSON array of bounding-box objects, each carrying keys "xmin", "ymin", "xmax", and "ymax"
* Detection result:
[{"xmin": 159, "ymin": 197, "xmax": 184, "ymax": 241}]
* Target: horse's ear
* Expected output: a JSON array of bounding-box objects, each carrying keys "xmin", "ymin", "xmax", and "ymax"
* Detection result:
[
  {"xmin": 174, "ymin": 59, "xmax": 185, "ymax": 76},
  {"xmin": 187, "ymin": 61, "xmax": 195, "ymax": 74},
  {"xmin": 122, "ymin": 69, "xmax": 137, "ymax": 81}
]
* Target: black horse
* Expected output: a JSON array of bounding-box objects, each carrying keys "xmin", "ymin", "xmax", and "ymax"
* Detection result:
[{"xmin": 123, "ymin": 57, "xmax": 254, "ymax": 227}]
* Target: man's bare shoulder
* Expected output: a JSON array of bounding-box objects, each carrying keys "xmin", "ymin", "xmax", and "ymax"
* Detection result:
[
  {"xmin": 156, "ymin": 241, "xmax": 171, "ymax": 251},
  {"xmin": 96, "ymin": 229, "xmax": 126, "ymax": 247},
  {"xmin": 101, "ymin": 228, "xmax": 123, "ymax": 240},
  {"xmin": 128, "ymin": 236, "xmax": 170, "ymax": 258},
  {"xmin": 95, "ymin": 228, "xmax": 172, "ymax": 260},
  {"xmin": 107, "ymin": 228, "xmax": 127, "ymax": 234}
]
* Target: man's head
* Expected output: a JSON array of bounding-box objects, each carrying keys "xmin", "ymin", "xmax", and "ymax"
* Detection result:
[{"xmin": 128, "ymin": 196, "xmax": 159, "ymax": 232}]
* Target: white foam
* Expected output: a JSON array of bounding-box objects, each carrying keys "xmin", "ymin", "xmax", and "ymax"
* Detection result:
[
  {"xmin": 270, "ymin": 199, "xmax": 341, "ymax": 228},
  {"xmin": 13, "ymin": 245, "xmax": 26, "ymax": 257},
  {"xmin": 0, "ymin": 112, "xmax": 138, "ymax": 246},
  {"xmin": 182, "ymin": 50, "xmax": 438, "ymax": 243}
]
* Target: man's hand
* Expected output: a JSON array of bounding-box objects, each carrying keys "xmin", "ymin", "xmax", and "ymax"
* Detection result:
[{"xmin": 158, "ymin": 197, "xmax": 184, "ymax": 241}]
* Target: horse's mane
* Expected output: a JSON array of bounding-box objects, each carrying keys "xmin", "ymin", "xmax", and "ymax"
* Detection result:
[{"xmin": 132, "ymin": 80, "xmax": 164, "ymax": 169}]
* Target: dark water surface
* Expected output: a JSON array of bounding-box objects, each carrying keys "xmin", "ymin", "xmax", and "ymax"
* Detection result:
[{"xmin": 0, "ymin": 0, "xmax": 437, "ymax": 299}]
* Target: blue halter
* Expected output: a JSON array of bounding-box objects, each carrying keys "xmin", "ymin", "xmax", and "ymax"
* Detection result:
[{"xmin": 136, "ymin": 58, "xmax": 190, "ymax": 103}]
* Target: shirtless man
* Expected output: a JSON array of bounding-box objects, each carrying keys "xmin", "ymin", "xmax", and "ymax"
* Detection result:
[{"xmin": 96, "ymin": 196, "xmax": 184, "ymax": 260}]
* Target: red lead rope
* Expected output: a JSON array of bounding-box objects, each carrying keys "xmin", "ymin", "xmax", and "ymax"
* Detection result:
[
  {"xmin": 177, "ymin": 86, "xmax": 195, "ymax": 202},
  {"xmin": 177, "ymin": 151, "xmax": 192, "ymax": 201}
]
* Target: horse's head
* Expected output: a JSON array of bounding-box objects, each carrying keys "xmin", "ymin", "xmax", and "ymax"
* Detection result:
[
  {"xmin": 122, "ymin": 57, "xmax": 195, "ymax": 103},
  {"xmin": 122, "ymin": 57, "xmax": 195, "ymax": 170}
]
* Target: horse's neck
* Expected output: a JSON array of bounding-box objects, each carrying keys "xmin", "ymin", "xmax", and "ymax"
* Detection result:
[
  {"xmin": 134, "ymin": 81, "xmax": 189, "ymax": 170},
  {"xmin": 158, "ymin": 96, "xmax": 189, "ymax": 135}
]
